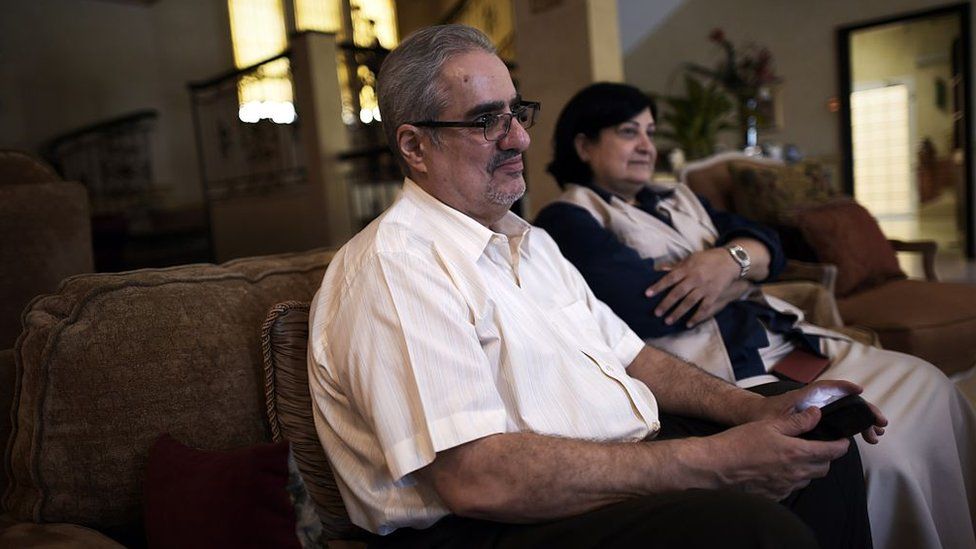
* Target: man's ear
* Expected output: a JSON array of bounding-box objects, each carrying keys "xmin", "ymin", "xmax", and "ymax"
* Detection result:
[
  {"xmin": 573, "ymin": 133, "xmax": 590, "ymax": 163},
  {"xmin": 397, "ymin": 125, "xmax": 428, "ymax": 175}
]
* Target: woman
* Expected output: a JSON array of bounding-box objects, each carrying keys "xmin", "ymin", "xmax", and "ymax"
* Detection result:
[{"xmin": 535, "ymin": 82, "xmax": 976, "ymax": 549}]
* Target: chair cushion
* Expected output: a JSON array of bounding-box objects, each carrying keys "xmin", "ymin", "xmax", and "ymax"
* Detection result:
[
  {"xmin": 838, "ymin": 279, "xmax": 976, "ymax": 376},
  {"xmin": 261, "ymin": 301, "xmax": 364, "ymax": 540},
  {"xmin": 144, "ymin": 434, "xmax": 305, "ymax": 549},
  {"xmin": 793, "ymin": 200, "xmax": 905, "ymax": 297}
]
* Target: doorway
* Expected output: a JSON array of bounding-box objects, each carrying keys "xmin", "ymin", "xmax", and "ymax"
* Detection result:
[{"xmin": 838, "ymin": 4, "xmax": 974, "ymax": 259}]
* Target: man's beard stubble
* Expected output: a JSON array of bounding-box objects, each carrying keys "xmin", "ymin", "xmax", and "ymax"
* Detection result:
[{"xmin": 486, "ymin": 149, "xmax": 526, "ymax": 206}]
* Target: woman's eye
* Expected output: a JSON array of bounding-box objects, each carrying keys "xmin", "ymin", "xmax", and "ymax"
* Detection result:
[{"xmin": 618, "ymin": 127, "xmax": 638, "ymax": 137}]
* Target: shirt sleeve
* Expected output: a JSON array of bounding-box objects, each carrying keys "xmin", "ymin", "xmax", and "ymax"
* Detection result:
[
  {"xmin": 533, "ymin": 202, "xmax": 695, "ymax": 339},
  {"xmin": 699, "ymin": 195, "xmax": 786, "ymax": 281},
  {"xmin": 324, "ymin": 251, "xmax": 508, "ymax": 482}
]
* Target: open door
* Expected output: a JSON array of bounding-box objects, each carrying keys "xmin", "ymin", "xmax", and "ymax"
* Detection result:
[{"xmin": 838, "ymin": 4, "xmax": 974, "ymax": 259}]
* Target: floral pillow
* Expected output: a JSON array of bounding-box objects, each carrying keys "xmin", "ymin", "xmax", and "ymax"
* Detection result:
[{"xmin": 728, "ymin": 161, "xmax": 839, "ymax": 226}]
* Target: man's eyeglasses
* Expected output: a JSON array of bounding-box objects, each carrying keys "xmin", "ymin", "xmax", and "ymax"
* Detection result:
[{"xmin": 410, "ymin": 101, "xmax": 540, "ymax": 142}]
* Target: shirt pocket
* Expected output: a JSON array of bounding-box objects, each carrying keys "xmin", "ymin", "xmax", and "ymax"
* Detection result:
[{"xmin": 555, "ymin": 299, "xmax": 607, "ymax": 349}]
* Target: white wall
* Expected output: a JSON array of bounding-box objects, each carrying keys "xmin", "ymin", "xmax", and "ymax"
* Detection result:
[{"xmin": 0, "ymin": 0, "xmax": 234, "ymax": 206}]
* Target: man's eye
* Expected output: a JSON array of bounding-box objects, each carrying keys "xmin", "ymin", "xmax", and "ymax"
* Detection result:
[{"xmin": 475, "ymin": 114, "xmax": 496, "ymax": 126}]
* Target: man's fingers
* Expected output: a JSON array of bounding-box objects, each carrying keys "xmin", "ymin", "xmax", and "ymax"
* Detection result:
[
  {"xmin": 779, "ymin": 407, "xmax": 821, "ymax": 437},
  {"xmin": 865, "ymin": 401, "xmax": 888, "ymax": 428}
]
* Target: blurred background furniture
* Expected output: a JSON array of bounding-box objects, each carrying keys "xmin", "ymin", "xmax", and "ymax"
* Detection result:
[
  {"xmin": 682, "ymin": 152, "xmax": 976, "ymax": 377},
  {"xmin": 0, "ymin": 150, "xmax": 94, "ymax": 349}
]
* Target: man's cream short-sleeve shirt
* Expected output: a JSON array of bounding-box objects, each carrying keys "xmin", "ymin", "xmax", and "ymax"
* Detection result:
[{"xmin": 308, "ymin": 179, "xmax": 659, "ymax": 534}]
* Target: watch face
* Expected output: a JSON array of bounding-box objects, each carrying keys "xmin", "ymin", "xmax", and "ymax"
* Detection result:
[{"xmin": 732, "ymin": 248, "xmax": 749, "ymax": 261}]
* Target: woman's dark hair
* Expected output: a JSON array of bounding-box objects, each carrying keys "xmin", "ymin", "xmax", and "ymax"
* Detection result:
[{"xmin": 546, "ymin": 82, "xmax": 656, "ymax": 188}]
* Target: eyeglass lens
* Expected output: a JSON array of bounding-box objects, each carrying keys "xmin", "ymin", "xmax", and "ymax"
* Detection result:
[{"xmin": 485, "ymin": 104, "xmax": 538, "ymax": 141}]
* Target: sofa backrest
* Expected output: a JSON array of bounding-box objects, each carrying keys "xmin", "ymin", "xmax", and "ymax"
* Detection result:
[
  {"xmin": 0, "ymin": 181, "xmax": 94, "ymax": 349},
  {"xmin": 3, "ymin": 248, "xmax": 333, "ymax": 535}
]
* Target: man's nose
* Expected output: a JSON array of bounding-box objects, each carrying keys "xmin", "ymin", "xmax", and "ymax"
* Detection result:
[{"xmin": 499, "ymin": 117, "xmax": 531, "ymax": 151}]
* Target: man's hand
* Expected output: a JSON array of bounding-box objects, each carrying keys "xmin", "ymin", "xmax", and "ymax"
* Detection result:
[
  {"xmin": 746, "ymin": 380, "xmax": 888, "ymax": 444},
  {"xmin": 645, "ymin": 248, "xmax": 741, "ymax": 327},
  {"xmin": 703, "ymin": 408, "xmax": 851, "ymax": 501}
]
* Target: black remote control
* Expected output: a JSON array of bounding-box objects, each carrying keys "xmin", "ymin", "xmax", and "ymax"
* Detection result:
[{"xmin": 802, "ymin": 394, "xmax": 876, "ymax": 441}]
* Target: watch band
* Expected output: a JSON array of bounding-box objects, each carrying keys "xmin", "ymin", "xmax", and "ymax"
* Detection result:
[{"xmin": 726, "ymin": 244, "xmax": 751, "ymax": 279}]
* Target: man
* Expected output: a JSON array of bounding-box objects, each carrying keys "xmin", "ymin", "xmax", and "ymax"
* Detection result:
[
  {"xmin": 534, "ymin": 82, "xmax": 976, "ymax": 549},
  {"xmin": 308, "ymin": 25, "xmax": 881, "ymax": 548}
]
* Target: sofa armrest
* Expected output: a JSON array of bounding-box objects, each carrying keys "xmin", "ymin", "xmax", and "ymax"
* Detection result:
[
  {"xmin": 889, "ymin": 239, "xmax": 938, "ymax": 281},
  {"xmin": 0, "ymin": 519, "xmax": 124, "ymax": 548},
  {"xmin": 778, "ymin": 260, "xmax": 838, "ymax": 296},
  {"xmin": 761, "ymin": 280, "xmax": 844, "ymax": 328}
]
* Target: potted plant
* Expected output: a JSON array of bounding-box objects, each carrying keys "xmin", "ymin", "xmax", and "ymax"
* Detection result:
[
  {"xmin": 654, "ymin": 74, "xmax": 735, "ymax": 161},
  {"xmin": 685, "ymin": 28, "xmax": 782, "ymax": 149}
]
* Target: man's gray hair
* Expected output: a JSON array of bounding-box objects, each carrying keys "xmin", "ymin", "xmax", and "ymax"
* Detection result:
[{"xmin": 377, "ymin": 24, "xmax": 496, "ymax": 173}]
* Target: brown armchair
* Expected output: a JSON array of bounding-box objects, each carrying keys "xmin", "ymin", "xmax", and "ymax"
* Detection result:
[{"xmin": 682, "ymin": 152, "xmax": 976, "ymax": 377}]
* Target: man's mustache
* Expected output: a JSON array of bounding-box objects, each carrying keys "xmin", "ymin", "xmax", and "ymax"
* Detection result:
[{"xmin": 487, "ymin": 150, "xmax": 522, "ymax": 173}]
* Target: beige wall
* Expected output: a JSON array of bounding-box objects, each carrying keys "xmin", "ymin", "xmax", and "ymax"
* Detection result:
[
  {"xmin": 0, "ymin": 0, "xmax": 234, "ymax": 207},
  {"xmin": 622, "ymin": 0, "xmax": 972, "ymax": 162}
]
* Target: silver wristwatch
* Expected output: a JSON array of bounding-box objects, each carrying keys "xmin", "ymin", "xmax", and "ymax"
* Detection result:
[{"xmin": 726, "ymin": 244, "xmax": 751, "ymax": 279}]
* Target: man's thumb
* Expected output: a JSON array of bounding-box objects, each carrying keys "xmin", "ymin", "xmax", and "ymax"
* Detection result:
[{"xmin": 781, "ymin": 407, "xmax": 821, "ymax": 437}]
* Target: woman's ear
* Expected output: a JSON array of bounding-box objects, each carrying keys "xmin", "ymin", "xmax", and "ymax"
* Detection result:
[
  {"xmin": 397, "ymin": 125, "xmax": 428, "ymax": 175},
  {"xmin": 573, "ymin": 133, "xmax": 590, "ymax": 163}
]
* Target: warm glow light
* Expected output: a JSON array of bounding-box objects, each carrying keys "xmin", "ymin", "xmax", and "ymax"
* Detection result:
[
  {"xmin": 350, "ymin": 0, "xmax": 398, "ymax": 49},
  {"xmin": 239, "ymin": 101, "xmax": 297, "ymax": 124},
  {"xmin": 228, "ymin": 0, "xmax": 287, "ymax": 67},
  {"xmin": 294, "ymin": 0, "xmax": 342, "ymax": 33},
  {"xmin": 228, "ymin": 0, "xmax": 294, "ymax": 124},
  {"xmin": 851, "ymin": 85, "xmax": 913, "ymax": 217}
]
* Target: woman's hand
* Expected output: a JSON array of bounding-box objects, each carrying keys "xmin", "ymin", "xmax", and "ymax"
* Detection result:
[{"xmin": 645, "ymin": 248, "xmax": 743, "ymax": 327}]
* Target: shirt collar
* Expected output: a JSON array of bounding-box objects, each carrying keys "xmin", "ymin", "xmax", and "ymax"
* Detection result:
[{"xmin": 401, "ymin": 178, "xmax": 532, "ymax": 263}]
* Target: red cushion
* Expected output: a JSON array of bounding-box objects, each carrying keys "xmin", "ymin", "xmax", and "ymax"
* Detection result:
[
  {"xmin": 794, "ymin": 200, "xmax": 905, "ymax": 297},
  {"xmin": 144, "ymin": 434, "xmax": 301, "ymax": 549}
]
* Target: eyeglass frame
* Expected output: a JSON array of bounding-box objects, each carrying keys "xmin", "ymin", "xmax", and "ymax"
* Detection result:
[{"xmin": 408, "ymin": 101, "xmax": 540, "ymax": 142}]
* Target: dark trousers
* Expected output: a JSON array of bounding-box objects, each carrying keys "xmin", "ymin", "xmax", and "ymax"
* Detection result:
[{"xmin": 370, "ymin": 382, "xmax": 872, "ymax": 549}]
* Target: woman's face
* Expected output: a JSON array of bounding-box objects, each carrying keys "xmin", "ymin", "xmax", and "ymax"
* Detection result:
[{"xmin": 577, "ymin": 108, "xmax": 657, "ymax": 200}]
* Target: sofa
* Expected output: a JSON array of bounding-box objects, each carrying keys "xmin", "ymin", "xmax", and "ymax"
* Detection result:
[
  {"xmin": 0, "ymin": 238, "xmax": 903, "ymax": 547},
  {"xmin": 0, "ymin": 247, "xmax": 370, "ymax": 547}
]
